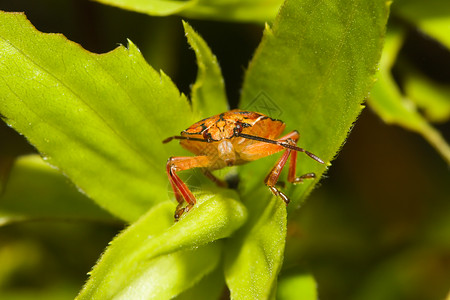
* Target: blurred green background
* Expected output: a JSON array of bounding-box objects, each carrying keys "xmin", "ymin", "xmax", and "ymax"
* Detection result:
[{"xmin": 0, "ymin": 0, "xmax": 449, "ymax": 299}]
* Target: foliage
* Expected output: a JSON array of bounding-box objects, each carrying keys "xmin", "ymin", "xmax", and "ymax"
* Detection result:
[
  {"xmin": 1, "ymin": 0, "xmax": 449, "ymax": 299},
  {"xmin": 92, "ymin": 0, "xmax": 283, "ymax": 22},
  {"xmin": 368, "ymin": 0, "xmax": 450, "ymax": 164}
]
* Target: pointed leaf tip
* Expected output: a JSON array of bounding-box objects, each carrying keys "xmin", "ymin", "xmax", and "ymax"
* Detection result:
[
  {"xmin": 183, "ymin": 21, "xmax": 228, "ymax": 117},
  {"xmin": 0, "ymin": 10, "xmax": 193, "ymax": 222}
]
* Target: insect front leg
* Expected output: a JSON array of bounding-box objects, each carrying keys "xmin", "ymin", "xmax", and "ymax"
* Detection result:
[
  {"xmin": 166, "ymin": 156, "xmax": 211, "ymax": 220},
  {"xmin": 264, "ymin": 145, "xmax": 293, "ymax": 205},
  {"xmin": 264, "ymin": 136, "xmax": 317, "ymax": 205}
]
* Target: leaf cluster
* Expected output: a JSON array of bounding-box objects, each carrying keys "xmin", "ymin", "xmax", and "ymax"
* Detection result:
[{"xmin": 3, "ymin": 0, "xmax": 447, "ymax": 299}]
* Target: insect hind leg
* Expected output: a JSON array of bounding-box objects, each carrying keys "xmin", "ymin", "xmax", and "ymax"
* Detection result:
[{"xmin": 202, "ymin": 169, "xmax": 228, "ymax": 188}]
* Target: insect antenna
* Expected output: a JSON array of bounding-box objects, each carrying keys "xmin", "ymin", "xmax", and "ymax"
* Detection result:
[
  {"xmin": 163, "ymin": 136, "xmax": 208, "ymax": 144},
  {"xmin": 238, "ymin": 133, "xmax": 325, "ymax": 164}
]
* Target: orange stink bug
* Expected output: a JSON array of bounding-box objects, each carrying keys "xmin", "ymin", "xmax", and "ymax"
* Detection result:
[{"xmin": 163, "ymin": 109, "xmax": 324, "ymax": 220}]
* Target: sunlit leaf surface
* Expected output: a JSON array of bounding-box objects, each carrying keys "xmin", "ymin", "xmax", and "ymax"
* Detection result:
[
  {"xmin": 229, "ymin": 0, "xmax": 390, "ymax": 298},
  {"xmin": 92, "ymin": 0, "xmax": 283, "ymax": 22},
  {"xmin": 77, "ymin": 192, "xmax": 246, "ymax": 299},
  {"xmin": 0, "ymin": 12, "xmax": 195, "ymax": 222}
]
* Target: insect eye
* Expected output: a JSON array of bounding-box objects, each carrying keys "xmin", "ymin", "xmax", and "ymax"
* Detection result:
[{"xmin": 202, "ymin": 130, "xmax": 210, "ymax": 141}]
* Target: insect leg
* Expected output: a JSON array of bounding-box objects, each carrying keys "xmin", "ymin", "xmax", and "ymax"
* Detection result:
[
  {"xmin": 166, "ymin": 156, "xmax": 211, "ymax": 220},
  {"xmin": 264, "ymin": 136, "xmax": 317, "ymax": 204},
  {"xmin": 264, "ymin": 145, "xmax": 293, "ymax": 205},
  {"xmin": 277, "ymin": 130, "xmax": 300, "ymax": 142},
  {"xmin": 202, "ymin": 169, "xmax": 228, "ymax": 188},
  {"xmin": 163, "ymin": 136, "xmax": 208, "ymax": 143},
  {"xmin": 287, "ymin": 149, "xmax": 316, "ymax": 184},
  {"xmin": 278, "ymin": 132, "xmax": 317, "ymax": 183}
]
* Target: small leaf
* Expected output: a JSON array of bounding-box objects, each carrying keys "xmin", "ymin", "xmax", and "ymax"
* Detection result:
[
  {"xmin": 93, "ymin": 0, "xmax": 283, "ymax": 23},
  {"xmin": 180, "ymin": 0, "xmax": 283, "ymax": 22},
  {"xmin": 93, "ymin": 0, "xmax": 195, "ymax": 16},
  {"xmin": 368, "ymin": 27, "xmax": 450, "ymax": 165},
  {"xmin": 240, "ymin": 0, "xmax": 390, "ymax": 206},
  {"xmin": 402, "ymin": 65, "xmax": 450, "ymax": 123},
  {"xmin": 0, "ymin": 11, "xmax": 196, "ymax": 222},
  {"xmin": 393, "ymin": 0, "xmax": 450, "ymax": 50},
  {"xmin": 89, "ymin": 245, "xmax": 221, "ymax": 300},
  {"xmin": 0, "ymin": 155, "xmax": 114, "ymax": 225},
  {"xmin": 139, "ymin": 189, "xmax": 247, "ymax": 259},
  {"xmin": 183, "ymin": 21, "xmax": 228, "ymax": 117},
  {"xmin": 78, "ymin": 192, "xmax": 247, "ymax": 299},
  {"xmin": 277, "ymin": 273, "xmax": 318, "ymax": 300},
  {"xmin": 224, "ymin": 188, "xmax": 287, "ymax": 300}
]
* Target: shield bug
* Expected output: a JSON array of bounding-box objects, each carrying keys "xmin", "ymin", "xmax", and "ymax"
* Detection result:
[{"xmin": 163, "ymin": 109, "xmax": 324, "ymax": 220}]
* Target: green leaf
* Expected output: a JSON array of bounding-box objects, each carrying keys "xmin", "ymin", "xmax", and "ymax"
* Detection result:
[
  {"xmin": 230, "ymin": 0, "xmax": 390, "ymax": 298},
  {"xmin": 277, "ymin": 273, "xmax": 318, "ymax": 300},
  {"xmin": 393, "ymin": 0, "xmax": 450, "ymax": 50},
  {"xmin": 0, "ymin": 155, "xmax": 114, "ymax": 225},
  {"xmin": 134, "ymin": 189, "xmax": 247, "ymax": 259},
  {"xmin": 78, "ymin": 192, "xmax": 247, "ymax": 299},
  {"xmin": 175, "ymin": 266, "xmax": 224, "ymax": 300},
  {"xmin": 402, "ymin": 65, "xmax": 450, "ymax": 123},
  {"xmin": 240, "ymin": 0, "xmax": 390, "ymax": 206},
  {"xmin": 93, "ymin": 0, "xmax": 196, "ymax": 16},
  {"xmin": 183, "ymin": 21, "xmax": 228, "ymax": 118},
  {"xmin": 368, "ymin": 27, "xmax": 450, "ymax": 165},
  {"xmin": 180, "ymin": 0, "xmax": 283, "ymax": 22},
  {"xmin": 224, "ymin": 188, "xmax": 287, "ymax": 300},
  {"xmin": 0, "ymin": 11, "xmax": 197, "ymax": 223},
  {"xmin": 93, "ymin": 0, "xmax": 283, "ymax": 23}
]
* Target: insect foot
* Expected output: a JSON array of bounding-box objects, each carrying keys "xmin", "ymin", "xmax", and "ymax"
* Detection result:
[
  {"xmin": 268, "ymin": 186, "xmax": 290, "ymax": 205},
  {"xmin": 291, "ymin": 173, "xmax": 316, "ymax": 184},
  {"xmin": 174, "ymin": 203, "xmax": 194, "ymax": 222}
]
